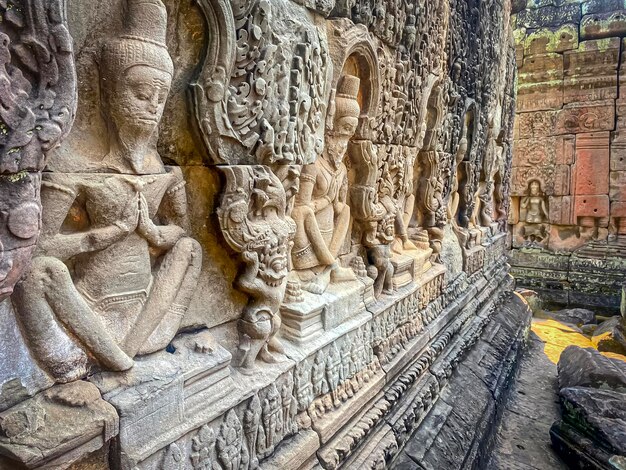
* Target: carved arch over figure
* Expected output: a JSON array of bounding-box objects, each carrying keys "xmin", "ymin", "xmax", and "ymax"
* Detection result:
[
  {"xmin": 191, "ymin": 0, "xmax": 239, "ymax": 164},
  {"xmin": 326, "ymin": 19, "xmax": 381, "ymax": 140}
]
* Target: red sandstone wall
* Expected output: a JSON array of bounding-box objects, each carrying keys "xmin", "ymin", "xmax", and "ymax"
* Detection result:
[{"xmin": 511, "ymin": 1, "xmax": 626, "ymax": 251}]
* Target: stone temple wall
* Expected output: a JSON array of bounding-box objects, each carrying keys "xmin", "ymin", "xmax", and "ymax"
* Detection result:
[
  {"xmin": 0, "ymin": 1, "xmax": 526, "ymax": 469},
  {"xmin": 510, "ymin": 0, "xmax": 626, "ymax": 310}
]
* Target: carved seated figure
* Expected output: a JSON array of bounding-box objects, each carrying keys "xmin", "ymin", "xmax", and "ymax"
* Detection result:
[
  {"xmin": 520, "ymin": 179, "xmax": 549, "ymax": 244},
  {"xmin": 13, "ymin": 0, "xmax": 202, "ymax": 383},
  {"xmin": 290, "ymin": 75, "xmax": 360, "ymax": 294}
]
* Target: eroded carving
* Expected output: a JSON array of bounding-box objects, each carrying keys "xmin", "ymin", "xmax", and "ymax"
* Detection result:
[{"xmin": 0, "ymin": 0, "xmax": 77, "ymax": 300}]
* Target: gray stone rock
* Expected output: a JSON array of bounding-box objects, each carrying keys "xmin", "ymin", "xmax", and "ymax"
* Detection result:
[
  {"xmin": 552, "ymin": 387, "xmax": 626, "ymax": 463},
  {"xmin": 592, "ymin": 317, "xmax": 626, "ymax": 356},
  {"xmin": 537, "ymin": 307, "xmax": 596, "ymax": 326},
  {"xmin": 517, "ymin": 288, "xmax": 544, "ymax": 315},
  {"xmin": 558, "ymin": 346, "xmax": 626, "ymax": 392}
]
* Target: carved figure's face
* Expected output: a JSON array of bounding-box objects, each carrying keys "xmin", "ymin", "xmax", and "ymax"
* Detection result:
[
  {"xmin": 109, "ymin": 65, "xmax": 171, "ymax": 147},
  {"xmin": 326, "ymin": 116, "xmax": 358, "ymax": 167},
  {"xmin": 529, "ymin": 180, "xmax": 541, "ymax": 196}
]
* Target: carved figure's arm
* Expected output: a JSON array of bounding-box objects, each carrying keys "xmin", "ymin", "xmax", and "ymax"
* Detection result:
[
  {"xmin": 136, "ymin": 193, "xmax": 185, "ymax": 249},
  {"xmin": 40, "ymin": 227, "xmax": 133, "ymax": 261},
  {"xmin": 160, "ymin": 168, "xmax": 191, "ymax": 229},
  {"xmin": 236, "ymin": 250, "xmax": 262, "ymax": 298},
  {"xmin": 297, "ymin": 164, "xmax": 331, "ymax": 213},
  {"xmin": 39, "ymin": 186, "xmax": 139, "ymax": 260}
]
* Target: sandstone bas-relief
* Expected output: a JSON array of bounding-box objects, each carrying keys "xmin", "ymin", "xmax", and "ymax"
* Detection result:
[
  {"xmin": 511, "ymin": 0, "xmax": 626, "ymax": 309},
  {"xmin": 0, "ymin": 0, "xmax": 524, "ymax": 469}
]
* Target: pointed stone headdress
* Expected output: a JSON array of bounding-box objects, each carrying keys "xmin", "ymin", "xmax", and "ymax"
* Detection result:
[
  {"xmin": 334, "ymin": 74, "xmax": 361, "ymax": 121},
  {"xmin": 101, "ymin": 0, "xmax": 174, "ymax": 88}
]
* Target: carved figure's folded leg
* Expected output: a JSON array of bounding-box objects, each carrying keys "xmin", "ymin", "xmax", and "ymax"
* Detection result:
[
  {"xmin": 129, "ymin": 237, "xmax": 202, "ymax": 356},
  {"xmin": 14, "ymin": 256, "xmax": 134, "ymax": 380}
]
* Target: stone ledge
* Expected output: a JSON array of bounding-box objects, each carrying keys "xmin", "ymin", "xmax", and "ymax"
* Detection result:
[{"xmin": 390, "ymin": 292, "xmax": 532, "ymax": 469}]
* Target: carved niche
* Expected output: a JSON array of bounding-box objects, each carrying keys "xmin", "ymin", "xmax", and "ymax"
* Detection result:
[
  {"xmin": 12, "ymin": 0, "xmax": 203, "ymax": 382},
  {"xmin": 193, "ymin": 0, "xmax": 331, "ymax": 165},
  {"xmin": 0, "ymin": 0, "xmax": 77, "ymax": 300},
  {"xmin": 217, "ymin": 165, "xmax": 295, "ymax": 371}
]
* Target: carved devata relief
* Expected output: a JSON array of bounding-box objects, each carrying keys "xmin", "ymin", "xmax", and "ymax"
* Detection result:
[
  {"xmin": 519, "ymin": 179, "xmax": 549, "ymax": 246},
  {"xmin": 12, "ymin": 0, "xmax": 202, "ymax": 382},
  {"xmin": 0, "ymin": 0, "xmax": 77, "ymax": 300}
]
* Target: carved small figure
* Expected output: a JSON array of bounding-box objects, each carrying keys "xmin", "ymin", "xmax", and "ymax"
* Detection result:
[
  {"xmin": 218, "ymin": 166, "xmax": 295, "ymax": 371},
  {"xmin": 217, "ymin": 410, "xmax": 248, "ymax": 470},
  {"xmin": 244, "ymin": 395, "xmax": 262, "ymax": 470},
  {"xmin": 520, "ymin": 179, "xmax": 549, "ymax": 244}
]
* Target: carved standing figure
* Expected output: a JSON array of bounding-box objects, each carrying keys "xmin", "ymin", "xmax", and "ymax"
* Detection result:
[
  {"xmin": 290, "ymin": 75, "xmax": 361, "ymax": 294},
  {"xmin": 13, "ymin": 0, "xmax": 202, "ymax": 382},
  {"xmin": 520, "ymin": 179, "xmax": 549, "ymax": 244},
  {"xmin": 218, "ymin": 166, "xmax": 295, "ymax": 371}
]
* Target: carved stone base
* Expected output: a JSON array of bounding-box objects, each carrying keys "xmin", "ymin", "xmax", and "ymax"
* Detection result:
[
  {"xmin": 391, "ymin": 254, "xmax": 415, "ymax": 289},
  {"xmin": 391, "ymin": 249, "xmax": 433, "ymax": 290},
  {"xmin": 89, "ymin": 330, "xmax": 233, "ymax": 468},
  {"xmin": 0, "ymin": 381, "xmax": 118, "ymax": 470},
  {"xmin": 511, "ymin": 239, "xmax": 626, "ymax": 311},
  {"xmin": 281, "ymin": 279, "xmax": 369, "ymax": 344},
  {"xmin": 463, "ymin": 244, "xmax": 485, "ymax": 275},
  {"xmin": 392, "ymin": 292, "xmax": 531, "ymax": 469}
]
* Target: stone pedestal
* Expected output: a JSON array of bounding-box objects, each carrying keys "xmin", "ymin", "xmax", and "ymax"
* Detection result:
[
  {"xmin": 391, "ymin": 248, "xmax": 433, "ymax": 290},
  {"xmin": 281, "ymin": 279, "xmax": 369, "ymax": 344},
  {"xmin": 0, "ymin": 381, "xmax": 118, "ymax": 470},
  {"xmin": 90, "ymin": 330, "xmax": 233, "ymax": 468},
  {"xmin": 391, "ymin": 254, "xmax": 415, "ymax": 289},
  {"xmin": 463, "ymin": 245, "xmax": 485, "ymax": 275}
]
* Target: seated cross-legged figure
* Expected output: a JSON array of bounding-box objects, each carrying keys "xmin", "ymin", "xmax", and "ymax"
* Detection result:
[
  {"xmin": 13, "ymin": 0, "xmax": 202, "ymax": 383},
  {"xmin": 290, "ymin": 75, "xmax": 360, "ymax": 294}
]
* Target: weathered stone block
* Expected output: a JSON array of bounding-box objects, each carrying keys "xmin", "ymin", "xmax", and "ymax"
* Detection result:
[
  {"xmin": 558, "ymin": 345, "xmax": 626, "ymax": 391},
  {"xmin": 555, "ymin": 101, "xmax": 615, "ymax": 135},
  {"xmin": 517, "ymin": 4, "xmax": 582, "ymax": 28},
  {"xmin": 517, "ymin": 110, "xmax": 559, "ymax": 138},
  {"xmin": 513, "ymin": 137, "xmax": 558, "ymax": 167},
  {"xmin": 558, "ymin": 135, "xmax": 576, "ymax": 164},
  {"xmin": 582, "ymin": 0, "xmax": 626, "ymax": 15},
  {"xmin": 549, "ymin": 196, "xmax": 574, "ymax": 224},
  {"xmin": 524, "ymin": 24, "xmax": 579, "ymax": 55},
  {"xmin": 581, "ymin": 10, "xmax": 626, "ymax": 39},
  {"xmin": 517, "ymin": 82, "xmax": 564, "ymax": 112},
  {"xmin": 610, "ymin": 171, "xmax": 626, "ymax": 201},
  {"xmin": 563, "ymin": 38, "xmax": 620, "ymax": 103},
  {"xmin": 574, "ymin": 195, "xmax": 610, "ymax": 218},
  {"xmin": 574, "ymin": 132, "xmax": 610, "ymax": 195},
  {"xmin": 592, "ymin": 316, "xmax": 626, "ymax": 354},
  {"xmin": 0, "ymin": 381, "xmax": 118, "ymax": 469}
]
